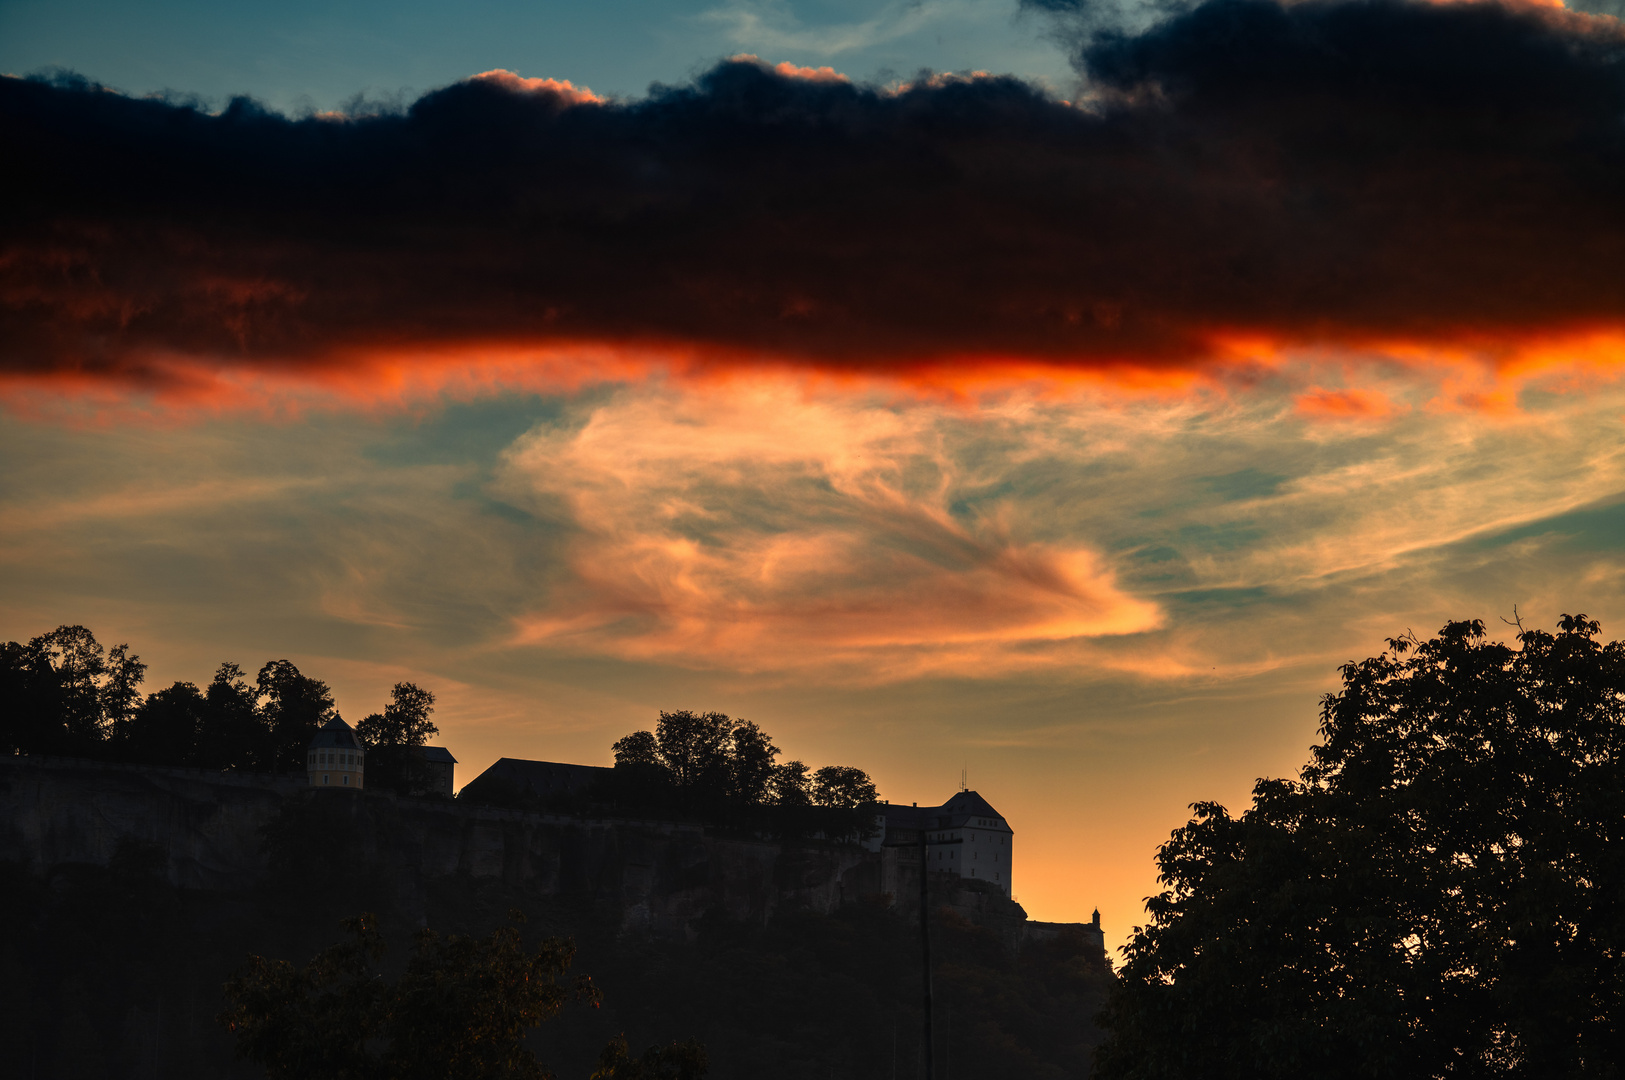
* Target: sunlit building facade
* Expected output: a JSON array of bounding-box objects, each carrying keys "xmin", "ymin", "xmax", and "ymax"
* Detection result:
[
  {"xmin": 307, "ymin": 716, "xmax": 365, "ymax": 789},
  {"xmin": 880, "ymin": 790, "xmax": 1013, "ymax": 896}
]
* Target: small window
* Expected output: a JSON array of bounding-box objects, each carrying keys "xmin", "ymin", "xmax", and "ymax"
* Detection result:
[
  {"xmin": 342, "ymin": 774, "xmax": 349, "ymax": 785},
  {"xmin": 323, "ymin": 774, "xmax": 329, "ymax": 785}
]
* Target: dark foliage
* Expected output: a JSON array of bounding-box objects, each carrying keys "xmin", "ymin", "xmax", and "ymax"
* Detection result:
[
  {"xmin": 118, "ymin": 680, "xmax": 207, "ymax": 767},
  {"xmin": 221, "ymin": 912, "xmax": 702, "ymax": 1080},
  {"xmin": 596, "ymin": 711, "xmax": 880, "ymax": 841},
  {"xmin": 355, "ymin": 682, "xmax": 441, "ymax": 794},
  {"xmin": 0, "ymin": 625, "xmax": 145, "ymax": 757},
  {"xmin": 1, "ymin": 625, "xmax": 440, "ymax": 790},
  {"xmin": 1095, "ymin": 615, "xmax": 1625, "ymax": 1078},
  {"xmin": 195, "ymin": 663, "xmax": 266, "ymax": 771},
  {"xmin": 589, "ymin": 1035, "xmax": 709, "ymax": 1080},
  {"xmin": 255, "ymin": 660, "xmax": 339, "ymax": 774}
]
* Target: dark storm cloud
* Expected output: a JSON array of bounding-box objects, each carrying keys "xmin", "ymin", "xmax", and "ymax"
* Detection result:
[{"xmin": 6, "ymin": 0, "xmax": 1625, "ymax": 387}]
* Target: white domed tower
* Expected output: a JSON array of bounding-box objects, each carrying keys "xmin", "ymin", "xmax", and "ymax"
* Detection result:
[{"xmin": 307, "ymin": 716, "xmax": 365, "ymax": 789}]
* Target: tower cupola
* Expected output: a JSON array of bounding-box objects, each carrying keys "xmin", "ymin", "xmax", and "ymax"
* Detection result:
[{"xmin": 307, "ymin": 716, "xmax": 364, "ymax": 789}]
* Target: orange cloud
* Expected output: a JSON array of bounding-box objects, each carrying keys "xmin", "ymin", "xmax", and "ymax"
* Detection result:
[
  {"xmin": 1295, "ymin": 387, "xmax": 1402, "ymax": 419},
  {"xmin": 496, "ymin": 378, "xmax": 1161, "ymax": 675},
  {"xmin": 468, "ymin": 69, "xmax": 605, "ymax": 105},
  {"xmin": 725, "ymin": 56, "xmax": 852, "ymax": 84}
]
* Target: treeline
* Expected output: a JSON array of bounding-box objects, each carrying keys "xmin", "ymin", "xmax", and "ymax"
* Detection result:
[
  {"xmin": 0, "ymin": 624, "xmax": 441, "ymax": 793},
  {"xmin": 463, "ymin": 710, "xmax": 885, "ymax": 842},
  {"xmin": 4, "ymin": 625, "xmax": 887, "ymax": 828},
  {"xmin": 610, "ymin": 710, "xmax": 880, "ymax": 836}
]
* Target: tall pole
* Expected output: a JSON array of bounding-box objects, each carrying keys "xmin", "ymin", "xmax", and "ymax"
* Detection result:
[{"xmin": 919, "ymin": 823, "xmax": 934, "ymax": 1080}]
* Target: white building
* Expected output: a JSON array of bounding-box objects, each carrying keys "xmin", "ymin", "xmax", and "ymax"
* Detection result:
[
  {"xmin": 307, "ymin": 716, "xmax": 365, "ymax": 789},
  {"xmin": 880, "ymin": 790, "xmax": 1014, "ymax": 896}
]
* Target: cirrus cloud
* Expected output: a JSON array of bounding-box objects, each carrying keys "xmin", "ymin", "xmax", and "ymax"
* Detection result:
[{"xmin": 496, "ymin": 378, "xmax": 1162, "ymax": 674}]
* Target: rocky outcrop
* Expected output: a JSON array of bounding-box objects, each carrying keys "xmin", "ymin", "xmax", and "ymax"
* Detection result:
[{"xmin": 0, "ymin": 755, "xmax": 304, "ymax": 890}]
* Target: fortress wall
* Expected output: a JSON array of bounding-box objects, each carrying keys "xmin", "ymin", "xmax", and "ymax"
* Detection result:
[{"xmin": 0, "ymin": 755, "xmax": 1100, "ymax": 954}]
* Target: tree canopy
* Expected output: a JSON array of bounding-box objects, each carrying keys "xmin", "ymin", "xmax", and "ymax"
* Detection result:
[
  {"xmin": 1094, "ymin": 616, "xmax": 1625, "ymax": 1079},
  {"xmin": 356, "ymin": 682, "xmax": 441, "ymax": 794},
  {"xmin": 0, "ymin": 625, "xmax": 437, "ymax": 785},
  {"xmin": 220, "ymin": 912, "xmax": 705, "ymax": 1080},
  {"xmin": 257, "ymin": 659, "xmax": 340, "ymax": 773},
  {"xmin": 0, "ymin": 624, "xmax": 146, "ymax": 756},
  {"xmin": 601, "ymin": 710, "xmax": 880, "ymax": 840}
]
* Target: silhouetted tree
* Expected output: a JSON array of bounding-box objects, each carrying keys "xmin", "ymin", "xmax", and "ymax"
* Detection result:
[
  {"xmin": 768, "ymin": 760, "xmax": 813, "ymax": 807},
  {"xmin": 1095, "ymin": 616, "xmax": 1625, "ymax": 1079},
  {"xmin": 610, "ymin": 730, "xmax": 675, "ymax": 809},
  {"xmin": 810, "ymin": 765, "xmax": 878, "ymax": 809},
  {"xmin": 356, "ymin": 682, "xmax": 439, "ymax": 794},
  {"xmin": 610, "ymin": 711, "xmax": 743, "ymax": 812},
  {"xmin": 121, "ymin": 681, "xmax": 206, "ymax": 766},
  {"xmin": 256, "ymin": 660, "xmax": 338, "ymax": 773},
  {"xmin": 0, "ymin": 639, "xmax": 50, "ymax": 755},
  {"xmin": 653, "ymin": 710, "xmax": 733, "ymax": 801},
  {"xmin": 726, "ymin": 719, "xmax": 779, "ymax": 805},
  {"xmin": 610, "ymin": 711, "xmax": 790, "ymax": 816},
  {"xmin": 196, "ymin": 662, "xmax": 265, "ymax": 771},
  {"xmin": 612, "ymin": 730, "xmax": 661, "ymax": 768},
  {"xmin": 0, "ymin": 625, "xmax": 145, "ymax": 757},
  {"xmin": 221, "ymin": 912, "xmax": 705, "ymax": 1080},
  {"xmin": 608, "ymin": 713, "xmax": 884, "ymax": 838}
]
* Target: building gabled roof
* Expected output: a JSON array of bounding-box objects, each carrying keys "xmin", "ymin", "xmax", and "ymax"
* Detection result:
[
  {"xmin": 462, "ymin": 757, "xmax": 612, "ymax": 800},
  {"xmin": 880, "ymin": 790, "xmax": 1010, "ymax": 834},
  {"xmin": 307, "ymin": 716, "xmax": 362, "ymax": 751},
  {"xmin": 420, "ymin": 746, "xmax": 457, "ymax": 764},
  {"xmin": 937, "ymin": 790, "xmax": 1008, "ymax": 829}
]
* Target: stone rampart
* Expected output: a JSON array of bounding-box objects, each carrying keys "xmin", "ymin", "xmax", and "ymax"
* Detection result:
[{"xmin": 0, "ymin": 754, "xmax": 1102, "ymax": 954}]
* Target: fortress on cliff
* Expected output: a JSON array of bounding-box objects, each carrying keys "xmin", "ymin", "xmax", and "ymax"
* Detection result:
[
  {"xmin": 464, "ymin": 755, "xmax": 1020, "ymax": 897},
  {"xmin": 12, "ymin": 740, "xmax": 1101, "ymax": 954}
]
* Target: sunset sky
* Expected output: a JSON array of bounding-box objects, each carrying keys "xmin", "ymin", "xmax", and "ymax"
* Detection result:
[{"xmin": 6, "ymin": 0, "xmax": 1625, "ymax": 944}]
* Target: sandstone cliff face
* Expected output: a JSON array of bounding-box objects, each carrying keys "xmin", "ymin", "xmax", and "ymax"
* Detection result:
[
  {"xmin": 0, "ymin": 757, "xmax": 891, "ymax": 940},
  {"xmin": 1, "ymin": 757, "xmax": 1111, "ymax": 1080},
  {"xmin": 0, "ymin": 756, "xmax": 303, "ymax": 891},
  {"xmin": 0, "ymin": 756, "xmax": 1101, "ymax": 955}
]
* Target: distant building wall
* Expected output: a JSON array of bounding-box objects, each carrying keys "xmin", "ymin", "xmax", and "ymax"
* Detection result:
[
  {"xmin": 419, "ymin": 746, "xmax": 456, "ymax": 797},
  {"xmin": 307, "ymin": 716, "xmax": 365, "ymax": 790},
  {"xmin": 880, "ymin": 790, "xmax": 1014, "ymax": 896}
]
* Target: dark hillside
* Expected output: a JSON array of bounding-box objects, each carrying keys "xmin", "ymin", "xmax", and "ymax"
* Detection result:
[{"xmin": 1, "ymin": 760, "xmax": 1110, "ymax": 1079}]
